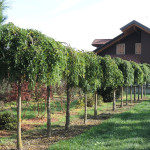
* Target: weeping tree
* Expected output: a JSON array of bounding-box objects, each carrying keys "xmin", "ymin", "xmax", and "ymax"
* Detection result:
[
  {"xmin": 64, "ymin": 47, "xmax": 85, "ymax": 130},
  {"xmin": 131, "ymin": 61, "xmax": 144, "ymax": 101},
  {"xmin": 26, "ymin": 29, "xmax": 67, "ymax": 137},
  {"xmin": 114, "ymin": 58, "xmax": 134, "ymax": 106},
  {"xmin": 0, "ymin": 23, "xmax": 42, "ymax": 150},
  {"xmin": 139, "ymin": 64, "xmax": 150, "ymax": 99},
  {"xmin": 79, "ymin": 52, "xmax": 103, "ymax": 123},
  {"xmin": 101, "ymin": 56, "xmax": 124, "ymax": 111}
]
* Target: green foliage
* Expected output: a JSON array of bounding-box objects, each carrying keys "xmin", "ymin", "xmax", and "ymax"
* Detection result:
[
  {"xmin": 0, "ymin": 23, "xmax": 40, "ymax": 86},
  {"xmin": 131, "ymin": 61, "xmax": 144, "ymax": 85},
  {"xmin": 27, "ymin": 29, "xmax": 67, "ymax": 86},
  {"xmin": 0, "ymin": 112, "xmax": 17, "ymax": 130},
  {"xmin": 140, "ymin": 63, "xmax": 150, "ymax": 84},
  {"xmin": 76, "ymin": 93, "xmax": 103, "ymax": 108},
  {"xmin": 76, "ymin": 98, "xmax": 84, "ymax": 108},
  {"xmin": 79, "ymin": 52, "xmax": 103, "ymax": 93},
  {"xmin": 64, "ymin": 48, "xmax": 85, "ymax": 88},
  {"xmin": 101, "ymin": 56, "xmax": 124, "ymax": 89},
  {"xmin": 98, "ymin": 87, "xmax": 121, "ymax": 102},
  {"xmin": 114, "ymin": 58, "xmax": 134, "ymax": 86}
]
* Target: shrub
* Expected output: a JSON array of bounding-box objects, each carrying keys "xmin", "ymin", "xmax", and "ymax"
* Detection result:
[
  {"xmin": 76, "ymin": 98, "xmax": 84, "ymax": 108},
  {"xmin": 76, "ymin": 93, "xmax": 103, "ymax": 108},
  {"xmin": 98, "ymin": 87, "xmax": 121, "ymax": 102},
  {"xmin": 0, "ymin": 112, "xmax": 17, "ymax": 130}
]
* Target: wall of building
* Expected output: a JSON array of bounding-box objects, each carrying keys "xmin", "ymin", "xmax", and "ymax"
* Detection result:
[
  {"xmin": 141, "ymin": 31, "xmax": 150, "ymax": 64},
  {"xmin": 99, "ymin": 30, "xmax": 141, "ymax": 56}
]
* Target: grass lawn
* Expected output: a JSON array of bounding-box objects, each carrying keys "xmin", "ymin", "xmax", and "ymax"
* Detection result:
[
  {"xmin": 0, "ymin": 93, "xmax": 150, "ymax": 149},
  {"xmin": 48, "ymin": 100, "xmax": 150, "ymax": 150}
]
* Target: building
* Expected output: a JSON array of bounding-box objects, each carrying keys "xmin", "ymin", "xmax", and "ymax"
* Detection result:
[{"xmin": 93, "ymin": 20, "xmax": 150, "ymax": 64}]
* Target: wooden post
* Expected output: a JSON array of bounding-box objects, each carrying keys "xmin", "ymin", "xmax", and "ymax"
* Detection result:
[
  {"xmin": 17, "ymin": 81, "xmax": 22, "ymax": 150},
  {"xmin": 144, "ymin": 84, "xmax": 146, "ymax": 98},
  {"xmin": 138, "ymin": 85, "xmax": 140, "ymax": 101},
  {"xmin": 126, "ymin": 87, "xmax": 128, "ymax": 106},
  {"xmin": 84, "ymin": 93, "xmax": 87, "ymax": 124},
  {"xmin": 94, "ymin": 92, "xmax": 98, "ymax": 118},
  {"xmin": 121, "ymin": 87, "xmax": 123, "ymax": 107},
  {"xmin": 130, "ymin": 86, "xmax": 132, "ymax": 103}
]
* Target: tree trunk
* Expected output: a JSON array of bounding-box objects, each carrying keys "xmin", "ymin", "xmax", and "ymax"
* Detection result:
[
  {"xmin": 94, "ymin": 92, "xmax": 98, "ymax": 118},
  {"xmin": 84, "ymin": 93, "xmax": 87, "ymax": 124},
  {"xmin": 130, "ymin": 86, "xmax": 132, "ymax": 103},
  {"xmin": 134, "ymin": 86, "xmax": 136, "ymax": 102},
  {"xmin": 141, "ymin": 85, "xmax": 143, "ymax": 100},
  {"xmin": 121, "ymin": 87, "xmax": 123, "ymax": 107},
  {"xmin": 138, "ymin": 85, "xmax": 140, "ymax": 101},
  {"xmin": 47, "ymin": 86, "xmax": 51, "ymax": 137},
  {"xmin": 113, "ymin": 89, "xmax": 116, "ymax": 111},
  {"xmin": 65, "ymin": 85, "xmax": 70, "ymax": 130},
  {"xmin": 126, "ymin": 87, "xmax": 128, "ymax": 106},
  {"xmin": 17, "ymin": 81, "xmax": 22, "ymax": 150}
]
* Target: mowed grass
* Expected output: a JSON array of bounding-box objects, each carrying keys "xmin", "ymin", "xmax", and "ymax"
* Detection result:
[{"xmin": 48, "ymin": 100, "xmax": 150, "ymax": 150}]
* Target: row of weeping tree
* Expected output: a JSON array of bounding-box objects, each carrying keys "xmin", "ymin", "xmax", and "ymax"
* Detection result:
[
  {"xmin": 1, "ymin": 23, "xmax": 150, "ymax": 150},
  {"xmin": 114, "ymin": 57, "xmax": 150, "ymax": 109}
]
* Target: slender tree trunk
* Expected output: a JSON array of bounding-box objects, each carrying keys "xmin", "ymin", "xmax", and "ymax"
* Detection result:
[
  {"xmin": 47, "ymin": 85, "xmax": 51, "ymax": 137},
  {"xmin": 130, "ymin": 86, "xmax": 132, "ymax": 103},
  {"xmin": 141, "ymin": 85, "xmax": 143, "ymax": 100},
  {"xmin": 84, "ymin": 93, "xmax": 87, "ymax": 124},
  {"xmin": 121, "ymin": 87, "xmax": 123, "ymax": 107},
  {"xmin": 65, "ymin": 85, "xmax": 70, "ymax": 130},
  {"xmin": 126, "ymin": 87, "xmax": 128, "ymax": 106},
  {"xmin": 17, "ymin": 81, "xmax": 22, "ymax": 150},
  {"xmin": 113, "ymin": 89, "xmax": 116, "ymax": 111},
  {"xmin": 94, "ymin": 92, "xmax": 98, "ymax": 118},
  {"xmin": 134, "ymin": 86, "xmax": 136, "ymax": 102},
  {"xmin": 138, "ymin": 85, "xmax": 140, "ymax": 101}
]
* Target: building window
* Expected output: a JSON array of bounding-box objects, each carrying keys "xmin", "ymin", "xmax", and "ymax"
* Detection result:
[
  {"xmin": 116, "ymin": 43, "xmax": 125, "ymax": 55},
  {"xmin": 135, "ymin": 43, "xmax": 141, "ymax": 54}
]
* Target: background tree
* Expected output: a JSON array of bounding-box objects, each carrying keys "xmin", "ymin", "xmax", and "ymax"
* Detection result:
[
  {"xmin": 139, "ymin": 64, "xmax": 150, "ymax": 98},
  {"xmin": 64, "ymin": 47, "xmax": 85, "ymax": 130},
  {"xmin": 79, "ymin": 52, "xmax": 102, "ymax": 123},
  {"xmin": 0, "ymin": 0, "xmax": 7, "ymax": 24},
  {"xmin": 131, "ymin": 61, "xmax": 144, "ymax": 101},
  {"xmin": 114, "ymin": 58, "xmax": 134, "ymax": 106},
  {"xmin": 27, "ymin": 29, "xmax": 67, "ymax": 137},
  {"xmin": 100, "ymin": 56, "xmax": 124, "ymax": 110}
]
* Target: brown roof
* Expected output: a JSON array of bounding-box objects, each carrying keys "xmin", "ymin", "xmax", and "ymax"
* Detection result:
[
  {"xmin": 111, "ymin": 55, "xmax": 141, "ymax": 64},
  {"xmin": 92, "ymin": 39, "xmax": 111, "ymax": 47}
]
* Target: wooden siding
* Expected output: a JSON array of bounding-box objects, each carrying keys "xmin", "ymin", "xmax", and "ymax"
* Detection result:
[
  {"xmin": 99, "ymin": 30, "xmax": 141, "ymax": 57},
  {"xmin": 141, "ymin": 31, "xmax": 150, "ymax": 64}
]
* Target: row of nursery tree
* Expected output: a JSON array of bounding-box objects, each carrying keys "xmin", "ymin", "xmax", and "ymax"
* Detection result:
[{"xmin": 0, "ymin": 23, "xmax": 150, "ymax": 150}]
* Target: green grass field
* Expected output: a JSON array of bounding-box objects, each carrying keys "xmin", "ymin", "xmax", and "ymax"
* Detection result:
[{"xmin": 48, "ymin": 100, "xmax": 150, "ymax": 150}]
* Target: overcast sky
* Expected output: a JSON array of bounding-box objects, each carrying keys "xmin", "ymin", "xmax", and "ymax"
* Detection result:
[{"xmin": 5, "ymin": 0, "xmax": 150, "ymax": 51}]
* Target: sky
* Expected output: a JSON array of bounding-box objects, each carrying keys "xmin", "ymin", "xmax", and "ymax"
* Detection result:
[{"xmin": 5, "ymin": 0, "xmax": 150, "ymax": 51}]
